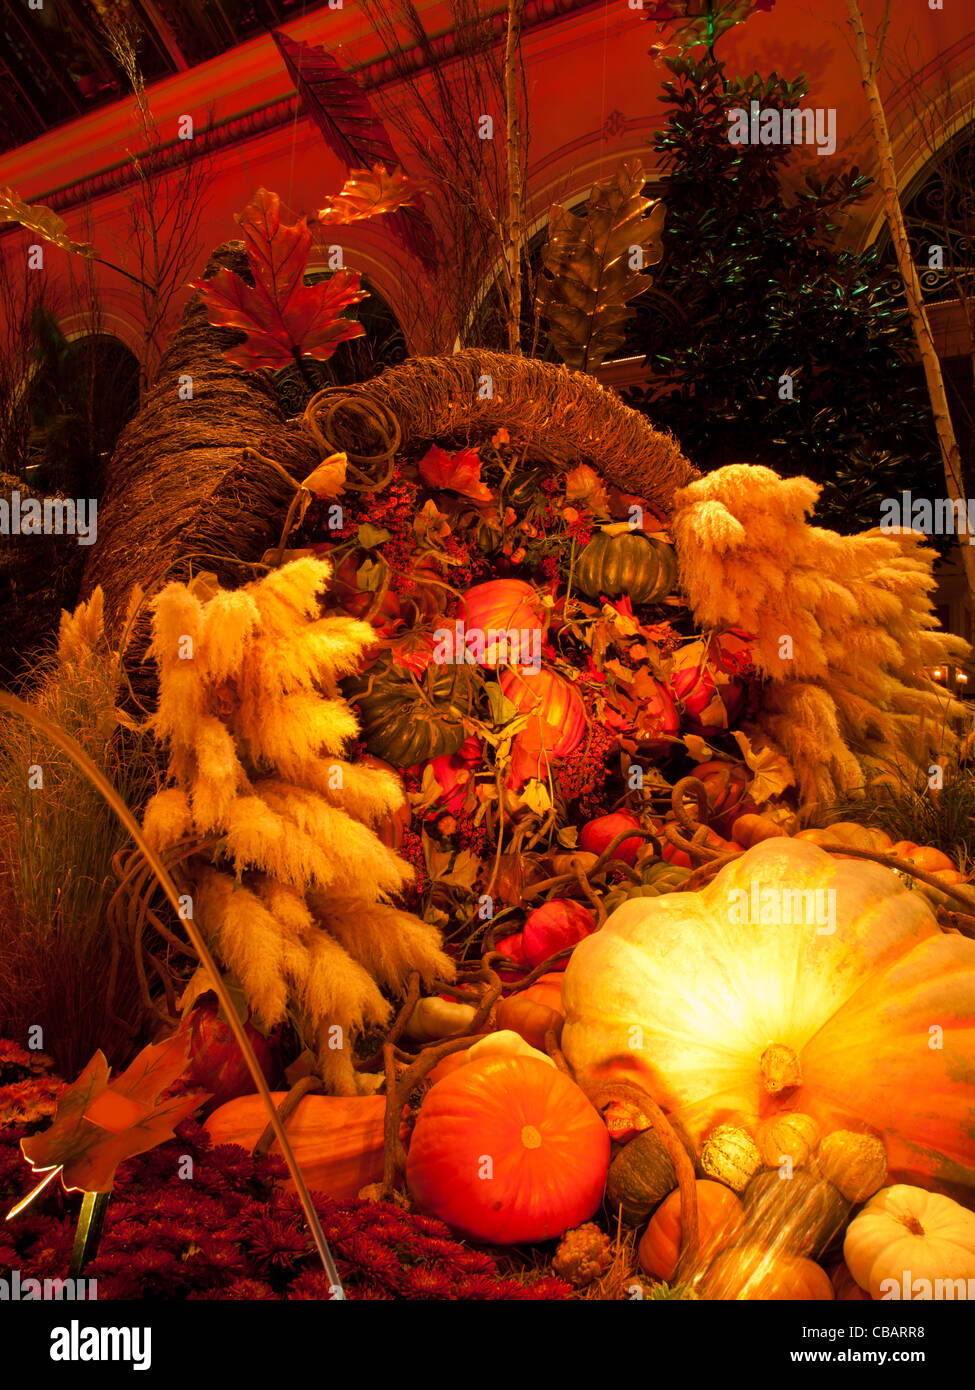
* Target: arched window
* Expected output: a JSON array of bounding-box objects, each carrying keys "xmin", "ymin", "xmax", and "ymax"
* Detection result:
[
  {"xmin": 23, "ymin": 320, "xmax": 140, "ymax": 499},
  {"xmin": 872, "ymin": 122, "xmax": 975, "ymax": 308},
  {"xmin": 871, "ymin": 123, "xmax": 975, "ymax": 486}
]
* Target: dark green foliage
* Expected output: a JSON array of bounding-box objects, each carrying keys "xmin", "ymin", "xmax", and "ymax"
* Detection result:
[{"xmin": 623, "ymin": 55, "xmax": 942, "ymax": 532}]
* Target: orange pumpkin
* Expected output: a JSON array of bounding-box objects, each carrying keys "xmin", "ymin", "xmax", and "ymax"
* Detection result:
[
  {"xmin": 457, "ymin": 579, "xmax": 548, "ymax": 667},
  {"xmin": 731, "ymin": 814, "xmax": 788, "ymax": 848},
  {"xmin": 499, "ymin": 668, "xmax": 586, "ymax": 756},
  {"xmin": 204, "ymin": 1092, "xmax": 406, "ymax": 1198},
  {"xmin": 405, "ymin": 1055, "xmax": 610, "ymax": 1244},
  {"xmin": 889, "ymin": 840, "xmax": 957, "ymax": 874},
  {"xmin": 562, "ymin": 838, "xmax": 975, "ymax": 1190},
  {"xmin": 638, "ymin": 1180, "xmax": 745, "ymax": 1282},
  {"xmin": 501, "ymin": 668, "xmax": 587, "ymax": 787},
  {"xmin": 662, "ymin": 824, "xmax": 739, "ymax": 868},
  {"xmin": 691, "ymin": 759, "xmax": 756, "ymax": 837},
  {"xmin": 795, "ymin": 822, "xmax": 893, "ymax": 853},
  {"xmin": 705, "ymin": 1246, "xmax": 833, "ymax": 1300},
  {"xmin": 426, "ymin": 1052, "xmax": 469, "ymax": 1086},
  {"xmin": 498, "ymin": 973, "xmax": 564, "ymax": 1050}
]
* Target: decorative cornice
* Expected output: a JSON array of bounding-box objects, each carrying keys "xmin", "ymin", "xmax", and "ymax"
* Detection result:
[
  {"xmin": 28, "ymin": 0, "xmax": 609, "ymax": 216},
  {"xmin": 41, "ymin": 97, "xmax": 300, "ymax": 212}
]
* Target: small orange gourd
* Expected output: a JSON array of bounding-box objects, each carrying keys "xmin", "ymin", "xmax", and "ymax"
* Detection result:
[
  {"xmin": 638, "ymin": 1180, "xmax": 744, "ymax": 1282},
  {"xmin": 705, "ymin": 1245, "xmax": 833, "ymax": 1300},
  {"xmin": 204, "ymin": 1092, "xmax": 404, "ymax": 1198},
  {"xmin": 497, "ymin": 973, "xmax": 564, "ymax": 1050}
]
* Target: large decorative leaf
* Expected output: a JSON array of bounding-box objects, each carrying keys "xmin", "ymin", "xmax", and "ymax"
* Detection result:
[
  {"xmin": 19, "ymin": 1036, "xmax": 204, "ymax": 1195},
  {"xmin": 273, "ymin": 31, "xmax": 399, "ymax": 171},
  {"xmin": 535, "ymin": 160, "xmax": 667, "ymax": 374},
  {"xmin": 191, "ymin": 188, "xmax": 367, "ymax": 370},
  {"xmin": 272, "ymin": 31, "xmax": 437, "ymax": 269},
  {"xmin": 316, "ymin": 165, "xmax": 422, "ymax": 225},
  {"xmin": 0, "ymin": 187, "xmax": 93, "ymax": 257}
]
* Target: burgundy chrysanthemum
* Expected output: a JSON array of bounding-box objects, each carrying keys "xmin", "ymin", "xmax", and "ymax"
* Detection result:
[
  {"xmin": 403, "ymin": 1265, "xmax": 457, "ymax": 1299},
  {"xmin": 242, "ymin": 1217, "xmax": 313, "ymax": 1274},
  {"xmin": 190, "ymin": 1278, "xmax": 277, "ymax": 1300}
]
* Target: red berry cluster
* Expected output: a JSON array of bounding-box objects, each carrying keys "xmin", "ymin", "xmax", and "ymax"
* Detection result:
[
  {"xmin": 449, "ymin": 811, "xmax": 489, "ymax": 857},
  {"xmin": 397, "ymin": 827, "xmax": 429, "ymax": 895},
  {"xmin": 555, "ymin": 718, "xmax": 618, "ymax": 805},
  {"xmin": 370, "ymin": 477, "xmax": 421, "ymax": 593}
]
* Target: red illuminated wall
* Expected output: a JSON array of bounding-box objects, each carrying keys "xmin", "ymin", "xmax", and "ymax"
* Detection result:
[{"xmin": 0, "ymin": 0, "xmax": 973, "ymax": 363}]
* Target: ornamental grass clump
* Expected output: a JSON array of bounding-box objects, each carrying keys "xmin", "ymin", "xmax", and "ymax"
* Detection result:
[
  {"xmin": 0, "ymin": 590, "xmax": 157, "ymax": 1072},
  {"xmin": 141, "ymin": 556, "xmax": 453, "ymax": 1094}
]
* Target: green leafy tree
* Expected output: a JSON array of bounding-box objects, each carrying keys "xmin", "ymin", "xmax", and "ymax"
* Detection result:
[{"xmin": 623, "ymin": 55, "xmax": 942, "ymax": 532}]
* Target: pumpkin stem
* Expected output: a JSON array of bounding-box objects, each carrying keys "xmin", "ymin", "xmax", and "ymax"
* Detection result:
[
  {"xmin": 760, "ymin": 1044, "xmax": 803, "ymax": 1095},
  {"xmin": 589, "ymin": 1080, "xmax": 699, "ymax": 1281},
  {"xmin": 903, "ymin": 1215, "xmax": 925, "ymax": 1236}
]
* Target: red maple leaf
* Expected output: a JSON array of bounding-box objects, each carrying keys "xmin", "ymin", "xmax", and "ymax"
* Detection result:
[
  {"xmin": 192, "ymin": 188, "xmax": 367, "ymax": 370},
  {"xmin": 418, "ymin": 444, "xmax": 493, "ymax": 503}
]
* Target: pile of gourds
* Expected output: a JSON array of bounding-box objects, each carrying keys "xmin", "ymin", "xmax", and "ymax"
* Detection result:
[{"xmin": 202, "ymin": 830, "xmax": 975, "ymax": 1299}]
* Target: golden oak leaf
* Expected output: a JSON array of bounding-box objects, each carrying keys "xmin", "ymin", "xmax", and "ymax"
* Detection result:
[
  {"xmin": 564, "ymin": 464, "xmax": 611, "ymax": 516},
  {"xmin": 440, "ymin": 849, "xmax": 482, "ymax": 891},
  {"xmin": 535, "ymin": 161, "xmax": 666, "ymax": 373},
  {"xmin": 19, "ymin": 1036, "xmax": 205, "ymax": 1195},
  {"xmin": 518, "ymin": 779, "xmax": 554, "ymax": 817},
  {"xmin": 682, "ymin": 733, "xmax": 721, "ymax": 762},
  {"xmin": 0, "ymin": 187, "xmax": 94, "ymax": 257},
  {"xmin": 316, "ymin": 165, "xmax": 420, "ymax": 224}
]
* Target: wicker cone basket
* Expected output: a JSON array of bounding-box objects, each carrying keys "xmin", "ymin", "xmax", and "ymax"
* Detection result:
[
  {"xmin": 302, "ymin": 349, "xmax": 698, "ymax": 514},
  {"xmin": 82, "ymin": 251, "xmax": 697, "ymax": 686}
]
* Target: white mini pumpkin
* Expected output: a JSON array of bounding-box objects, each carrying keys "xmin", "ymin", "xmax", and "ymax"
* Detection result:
[{"xmin": 844, "ymin": 1184, "xmax": 975, "ymax": 1299}]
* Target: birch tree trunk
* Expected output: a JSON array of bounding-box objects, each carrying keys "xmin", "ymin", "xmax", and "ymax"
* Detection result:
[
  {"xmin": 504, "ymin": 0, "xmax": 526, "ymax": 355},
  {"xmin": 845, "ymin": 0, "xmax": 975, "ymax": 604}
]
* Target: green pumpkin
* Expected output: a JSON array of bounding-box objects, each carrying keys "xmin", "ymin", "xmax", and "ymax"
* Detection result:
[
  {"xmin": 605, "ymin": 1127, "xmax": 679, "ymax": 1227},
  {"xmin": 742, "ymin": 1169, "xmax": 850, "ymax": 1259},
  {"xmin": 344, "ymin": 665, "xmax": 469, "ymax": 767},
  {"xmin": 574, "ymin": 531, "xmax": 677, "ymax": 606},
  {"xmin": 603, "ymin": 862, "xmax": 692, "ymax": 914},
  {"xmin": 640, "ymin": 862, "xmax": 693, "ymax": 893}
]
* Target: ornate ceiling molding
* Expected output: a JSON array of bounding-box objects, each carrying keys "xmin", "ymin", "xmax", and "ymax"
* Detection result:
[{"xmin": 20, "ymin": 0, "xmax": 610, "ymax": 217}]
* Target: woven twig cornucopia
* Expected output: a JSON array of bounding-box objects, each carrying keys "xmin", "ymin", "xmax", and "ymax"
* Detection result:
[{"xmin": 302, "ymin": 349, "xmax": 698, "ymax": 514}]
